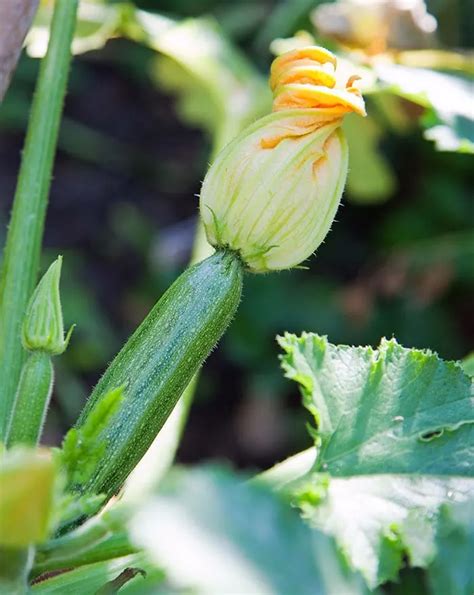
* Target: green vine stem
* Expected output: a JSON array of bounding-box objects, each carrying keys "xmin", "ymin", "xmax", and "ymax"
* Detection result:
[
  {"xmin": 6, "ymin": 351, "xmax": 53, "ymax": 447},
  {"xmin": 33, "ymin": 533, "xmax": 137, "ymax": 578},
  {"xmin": 0, "ymin": 0, "xmax": 79, "ymax": 439},
  {"xmin": 33, "ymin": 507, "xmax": 134, "ymax": 578}
]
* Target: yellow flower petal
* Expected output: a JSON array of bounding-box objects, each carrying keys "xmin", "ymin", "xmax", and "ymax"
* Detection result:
[{"xmin": 270, "ymin": 45, "xmax": 366, "ymax": 118}]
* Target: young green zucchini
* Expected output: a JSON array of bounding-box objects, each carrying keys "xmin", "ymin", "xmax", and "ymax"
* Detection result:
[{"xmin": 73, "ymin": 249, "xmax": 243, "ymax": 498}]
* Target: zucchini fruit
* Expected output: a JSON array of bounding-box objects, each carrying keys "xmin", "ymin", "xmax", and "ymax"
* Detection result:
[{"xmin": 72, "ymin": 249, "xmax": 243, "ymax": 498}]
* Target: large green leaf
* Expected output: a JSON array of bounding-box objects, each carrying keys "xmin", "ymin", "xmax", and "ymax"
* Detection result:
[
  {"xmin": 278, "ymin": 334, "xmax": 473, "ymax": 477},
  {"xmin": 275, "ymin": 334, "xmax": 474, "ymax": 586},
  {"xmin": 289, "ymin": 472, "xmax": 473, "ymax": 587},
  {"xmin": 129, "ymin": 466, "xmax": 367, "ymax": 595}
]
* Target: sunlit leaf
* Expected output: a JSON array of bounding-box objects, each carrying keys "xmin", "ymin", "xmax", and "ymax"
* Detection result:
[
  {"xmin": 278, "ymin": 334, "xmax": 473, "ymax": 476},
  {"xmin": 290, "ymin": 472, "xmax": 473, "ymax": 587},
  {"xmin": 129, "ymin": 466, "xmax": 368, "ymax": 594},
  {"xmin": 276, "ymin": 334, "xmax": 474, "ymax": 586}
]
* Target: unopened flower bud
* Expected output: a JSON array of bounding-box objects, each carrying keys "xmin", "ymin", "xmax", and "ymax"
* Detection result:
[
  {"xmin": 199, "ymin": 46, "xmax": 365, "ymax": 272},
  {"xmin": 22, "ymin": 256, "xmax": 73, "ymax": 355}
]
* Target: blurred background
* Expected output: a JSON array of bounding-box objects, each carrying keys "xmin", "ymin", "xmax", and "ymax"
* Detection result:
[{"xmin": 0, "ymin": 0, "xmax": 472, "ymax": 471}]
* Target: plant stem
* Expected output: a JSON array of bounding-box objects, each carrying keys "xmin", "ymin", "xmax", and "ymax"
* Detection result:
[
  {"xmin": 31, "ymin": 553, "xmax": 155, "ymax": 593},
  {"xmin": 33, "ymin": 507, "xmax": 133, "ymax": 577},
  {"xmin": 0, "ymin": 0, "xmax": 79, "ymax": 439},
  {"xmin": 32, "ymin": 533, "xmax": 137, "ymax": 578},
  {"xmin": 6, "ymin": 351, "xmax": 53, "ymax": 447}
]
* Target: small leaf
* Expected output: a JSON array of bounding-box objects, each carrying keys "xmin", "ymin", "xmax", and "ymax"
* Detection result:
[{"xmin": 60, "ymin": 387, "xmax": 124, "ymax": 490}]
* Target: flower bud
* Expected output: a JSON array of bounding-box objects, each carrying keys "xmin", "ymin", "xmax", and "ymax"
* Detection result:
[
  {"xmin": 22, "ymin": 256, "xmax": 73, "ymax": 355},
  {"xmin": 199, "ymin": 46, "xmax": 365, "ymax": 272}
]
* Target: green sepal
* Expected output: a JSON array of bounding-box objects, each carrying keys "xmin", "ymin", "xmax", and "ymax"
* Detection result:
[{"xmin": 22, "ymin": 256, "xmax": 74, "ymax": 356}]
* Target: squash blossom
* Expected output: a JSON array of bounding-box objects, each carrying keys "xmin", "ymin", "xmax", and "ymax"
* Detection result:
[{"xmin": 199, "ymin": 46, "xmax": 366, "ymax": 272}]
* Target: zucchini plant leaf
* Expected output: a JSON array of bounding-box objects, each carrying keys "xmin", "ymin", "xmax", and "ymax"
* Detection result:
[
  {"xmin": 128, "ymin": 466, "xmax": 368, "ymax": 595},
  {"xmin": 427, "ymin": 498, "xmax": 474, "ymax": 595},
  {"xmin": 289, "ymin": 472, "xmax": 473, "ymax": 587},
  {"xmin": 278, "ymin": 334, "xmax": 473, "ymax": 477},
  {"xmin": 277, "ymin": 334, "xmax": 474, "ymax": 587}
]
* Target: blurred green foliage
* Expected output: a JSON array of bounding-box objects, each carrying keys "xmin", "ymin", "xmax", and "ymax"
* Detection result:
[{"xmin": 0, "ymin": 0, "xmax": 472, "ymax": 469}]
